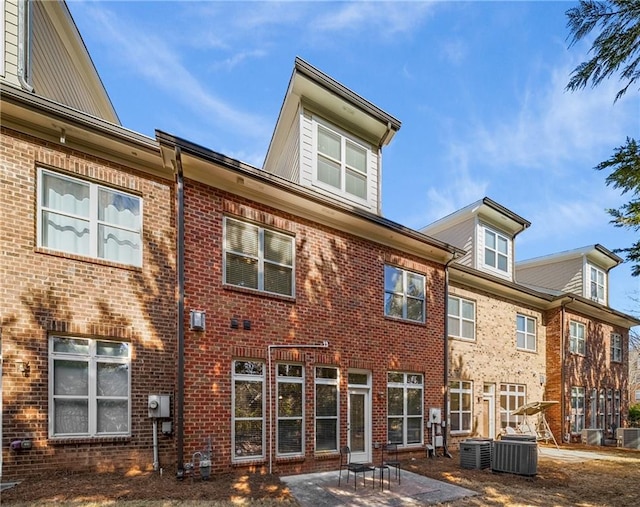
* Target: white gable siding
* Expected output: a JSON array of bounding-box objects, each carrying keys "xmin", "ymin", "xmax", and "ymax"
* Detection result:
[
  {"xmin": 2, "ymin": 0, "xmax": 20, "ymax": 86},
  {"xmin": 300, "ymin": 110, "xmax": 313, "ymax": 187},
  {"xmin": 266, "ymin": 106, "xmax": 301, "ymax": 182},
  {"xmin": 516, "ymin": 257, "xmax": 583, "ymax": 294},
  {"xmin": 426, "ymin": 217, "xmax": 474, "ymax": 267}
]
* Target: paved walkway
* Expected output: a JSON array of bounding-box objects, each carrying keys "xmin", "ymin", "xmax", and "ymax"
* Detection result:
[{"xmin": 282, "ymin": 469, "xmax": 477, "ymax": 506}]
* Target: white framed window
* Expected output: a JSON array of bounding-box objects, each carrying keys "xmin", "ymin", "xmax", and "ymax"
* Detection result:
[
  {"xmin": 570, "ymin": 386, "xmax": 585, "ymax": 433},
  {"xmin": 38, "ymin": 169, "xmax": 142, "ymax": 266},
  {"xmin": 500, "ymin": 383, "xmax": 525, "ymax": 430},
  {"xmin": 516, "ymin": 314, "xmax": 536, "ymax": 352},
  {"xmin": 611, "ymin": 333, "xmax": 622, "ymax": 363},
  {"xmin": 276, "ymin": 363, "xmax": 304, "ymax": 456},
  {"xmin": 224, "ymin": 217, "xmax": 294, "ymax": 297},
  {"xmin": 384, "ymin": 265, "xmax": 426, "ymax": 323},
  {"xmin": 569, "ymin": 321, "xmax": 586, "ymax": 355},
  {"xmin": 588, "ymin": 264, "xmax": 606, "ymax": 304},
  {"xmin": 448, "ymin": 296, "xmax": 475, "ymax": 340},
  {"xmin": 233, "ymin": 360, "xmax": 265, "ymax": 461},
  {"xmin": 483, "ymin": 226, "xmax": 510, "ymax": 273},
  {"xmin": 315, "ymin": 366, "xmax": 339, "ymax": 452},
  {"xmin": 449, "ymin": 380, "xmax": 472, "ymax": 433},
  {"xmin": 387, "ymin": 372, "xmax": 423, "ymax": 446},
  {"xmin": 314, "ymin": 118, "xmax": 369, "ymax": 201},
  {"xmin": 635, "ymin": 390, "xmax": 640, "ymax": 402},
  {"xmin": 49, "ymin": 336, "xmax": 130, "ymax": 438}
]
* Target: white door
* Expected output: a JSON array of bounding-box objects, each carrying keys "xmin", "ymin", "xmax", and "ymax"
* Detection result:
[
  {"xmin": 483, "ymin": 384, "xmax": 496, "ymax": 439},
  {"xmin": 348, "ymin": 387, "xmax": 371, "ymax": 463}
]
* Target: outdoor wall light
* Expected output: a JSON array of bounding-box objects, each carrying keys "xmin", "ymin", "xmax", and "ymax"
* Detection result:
[
  {"xmin": 15, "ymin": 360, "xmax": 31, "ymax": 377},
  {"xmin": 190, "ymin": 310, "xmax": 206, "ymax": 331}
]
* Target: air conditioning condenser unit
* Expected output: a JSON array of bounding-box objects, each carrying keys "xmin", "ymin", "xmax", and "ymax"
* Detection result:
[
  {"xmin": 581, "ymin": 429, "xmax": 603, "ymax": 446},
  {"xmin": 617, "ymin": 428, "xmax": 640, "ymax": 449},
  {"xmin": 491, "ymin": 440, "xmax": 537, "ymax": 476},
  {"xmin": 460, "ymin": 439, "xmax": 492, "ymax": 469}
]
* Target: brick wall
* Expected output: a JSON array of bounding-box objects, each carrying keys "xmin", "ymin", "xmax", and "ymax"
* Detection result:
[
  {"xmin": 0, "ymin": 127, "xmax": 176, "ymax": 479},
  {"xmin": 181, "ymin": 178, "xmax": 447, "ymax": 475}
]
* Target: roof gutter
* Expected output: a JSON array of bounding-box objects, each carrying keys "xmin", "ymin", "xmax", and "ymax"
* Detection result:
[{"xmin": 18, "ymin": 0, "xmax": 34, "ymax": 92}]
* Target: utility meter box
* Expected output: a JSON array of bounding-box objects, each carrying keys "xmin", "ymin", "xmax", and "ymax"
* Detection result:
[{"xmin": 148, "ymin": 394, "xmax": 171, "ymax": 418}]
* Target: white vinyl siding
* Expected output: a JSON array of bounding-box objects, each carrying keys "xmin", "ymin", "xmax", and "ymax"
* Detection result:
[
  {"xmin": 233, "ymin": 360, "xmax": 265, "ymax": 461},
  {"xmin": 448, "ymin": 296, "xmax": 475, "ymax": 340},
  {"xmin": 38, "ymin": 169, "xmax": 142, "ymax": 267},
  {"xmin": 516, "ymin": 314, "xmax": 536, "ymax": 352},
  {"xmin": 224, "ymin": 217, "xmax": 295, "ymax": 297},
  {"xmin": 49, "ymin": 336, "xmax": 131, "ymax": 438}
]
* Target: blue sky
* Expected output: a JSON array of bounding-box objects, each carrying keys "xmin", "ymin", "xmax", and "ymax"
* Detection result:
[{"xmin": 67, "ymin": 0, "xmax": 639, "ymax": 317}]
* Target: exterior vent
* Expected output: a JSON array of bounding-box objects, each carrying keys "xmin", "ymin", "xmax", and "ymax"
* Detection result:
[
  {"xmin": 581, "ymin": 429, "xmax": 603, "ymax": 446},
  {"xmin": 491, "ymin": 440, "xmax": 537, "ymax": 476},
  {"xmin": 460, "ymin": 439, "xmax": 492, "ymax": 469},
  {"xmin": 617, "ymin": 428, "xmax": 640, "ymax": 449}
]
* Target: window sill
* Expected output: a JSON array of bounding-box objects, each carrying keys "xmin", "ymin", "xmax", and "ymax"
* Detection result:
[
  {"xmin": 35, "ymin": 247, "xmax": 142, "ymax": 272},
  {"xmin": 223, "ymin": 283, "xmax": 295, "ymax": 302},
  {"xmin": 314, "ymin": 451, "xmax": 339, "ymax": 461},
  {"xmin": 275, "ymin": 455, "xmax": 305, "ymax": 464},
  {"xmin": 383, "ymin": 315, "xmax": 425, "ymax": 327},
  {"xmin": 49, "ymin": 435, "xmax": 132, "ymax": 445},
  {"xmin": 516, "ymin": 348, "xmax": 538, "ymax": 354},
  {"xmin": 231, "ymin": 457, "xmax": 266, "ymax": 467}
]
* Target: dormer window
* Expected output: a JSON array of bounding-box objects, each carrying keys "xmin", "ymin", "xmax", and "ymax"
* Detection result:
[
  {"xmin": 588, "ymin": 264, "xmax": 605, "ymax": 304},
  {"xmin": 314, "ymin": 118, "xmax": 369, "ymax": 201},
  {"xmin": 483, "ymin": 226, "xmax": 510, "ymax": 274}
]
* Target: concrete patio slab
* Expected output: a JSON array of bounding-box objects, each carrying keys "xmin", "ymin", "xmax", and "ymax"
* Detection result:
[{"xmin": 282, "ymin": 469, "xmax": 477, "ymax": 506}]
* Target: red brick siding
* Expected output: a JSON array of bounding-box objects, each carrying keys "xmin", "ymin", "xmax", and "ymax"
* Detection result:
[
  {"xmin": 0, "ymin": 127, "xmax": 176, "ymax": 479},
  {"xmin": 181, "ymin": 178, "xmax": 446, "ymax": 475}
]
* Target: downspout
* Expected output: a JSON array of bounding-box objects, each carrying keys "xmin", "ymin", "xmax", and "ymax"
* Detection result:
[
  {"xmin": 175, "ymin": 148, "xmax": 186, "ymax": 479},
  {"xmin": 267, "ymin": 341, "xmax": 329, "ymax": 474},
  {"xmin": 17, "ymin": 0, "xmax": 34, "ymax": 92},
  {"xmin": 560, "ymin": 297, "xmax": 573, "ymax": 442},
  {"xmin": 376, "ymin": 122, "xmax": 393, "ymax": 216},
  {"xmin": 442, "ymin": 254, "xmax": 458, "ymax": 458}
]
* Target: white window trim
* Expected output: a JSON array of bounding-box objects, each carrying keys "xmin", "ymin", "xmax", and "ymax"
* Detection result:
[
  {"xmin": 611, "ymin": 333, "xmax": 623, "ymax": 363},
  {"xmin": 387, "ymin": 372, "xmax": 424, "ymax": 447},
  {"xmin": 384, "ymin": 265, "xmax": 426, "ymax": 323},
  {"xmin": 569, "ymin": 321, "xmax": 586, "ymax": 355},
  {"xmin": 570, "ymin": 386, "xmax": 585, "ymax": 433},
  {"xmin": 586, "ymin": 263, "xmax": 606, "ymax": 305},
  {"xmin": 516, "ymin": 314, "xmax": 537, "ymax": 352},
  {"xmin": 37, "ymin": 168, "xmax": 143, "ymax": 267},
  {"xmin": 449, "ymin": 380, "xmax": 473, "ymax": 434},
  {"xmin": 314, "ymin": 366, "xmax": 339, "ymax": 453},
  {"xmin": 276, "ymin": 363, "xmax": 304, "ymax": 458},
  {"xmin": 232, "ymin": 360, "xmax": 266, "ymax": 462},
  {"xmin": 311, "ymin": 116, "xmax": 371, "ymax": 204},
  {"xmin": 223, "ymin": 217, "xmax": 295, "ymax": 297},
  {"xmin": 481, "ymin": 224, "xmax": 511, "ymax": 276},
  {"xmin": 448, "ymin": 295, "xmax": 476, "ymax": 341},
  {"xmin": 49, "ymin": 336, "xmax": 131, "ymax": 438},
  {"xmin": 499, "ymin": 383, "xmax": 526, "ymax": 429}
]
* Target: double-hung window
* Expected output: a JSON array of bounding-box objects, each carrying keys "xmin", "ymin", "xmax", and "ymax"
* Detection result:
[
  {"xmin": 315, "ymin": 367, "xmax": 338, "ymax": 452},
  {"xmin": 500, "ymin": 383, "xmax": 525, "ymax": 429},
  {"xmin": 384, "ymin": 265, "xmax": 426, "ymax": 322},
  {"xmin": 449, "ymin": 380, "xmax": 472, "ymax": 433},
  {"xmin": 233, "ymin": 360, "xmax": 265, "ymax": 461},
  {"xmin": 49, "ymin": 336, "xmax": 130, "ymax": 437},
  {"xmin": 569, "ymin": 321, "xmax": 586, "ymax": 355},
  {"xmin": 224, "ymin": 217, "xmax": 294, "ymax": 297},
  {"xmin": 448, "ymin": 296, "xmax": 475, "ymax": 340},
  {"xmin": 387, "ymin": 372, "xmax": 423, "ymax": 446},
  {"xmin": 315, "ymin": 120, "xmax": 369, "ymax": 201},
  {"xmin": 570, "ymin": 386, "xmax": 585, "ymax": 433},
  {"xmin": 277, "ymin": 364, "xmax": 304, "ymax": 456},
  {"xmin": 588, "ymin": 264, "xmax": 606, "ymax": 303},
  {"xmin": 38, "ymin": 169, "xmax": 142, "ymax": 266},
  {"xmin": 516, "ymin": 314, "xmax": 536, "ymax": 352},
  {"xmin": 610, "ymin": 333, "xmax": 622, "ymax": 363},
  {"xmin": 483, "ymin": 227, "xmax": 509, "ymax": 273}
]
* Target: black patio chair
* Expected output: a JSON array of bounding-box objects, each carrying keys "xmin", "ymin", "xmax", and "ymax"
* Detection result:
[
  {"xmin": 384, "ymin": 443, "xmax": 401, "ymax": 484},
  {"xmin": 338, "ymin": 445, "xmax": 375, "ymax": 490}
]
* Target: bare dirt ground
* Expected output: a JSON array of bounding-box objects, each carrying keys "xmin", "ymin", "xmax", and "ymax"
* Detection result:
[{"xmin": 2, "ymin": 444, "xmax": 640, "ymax": 506}]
